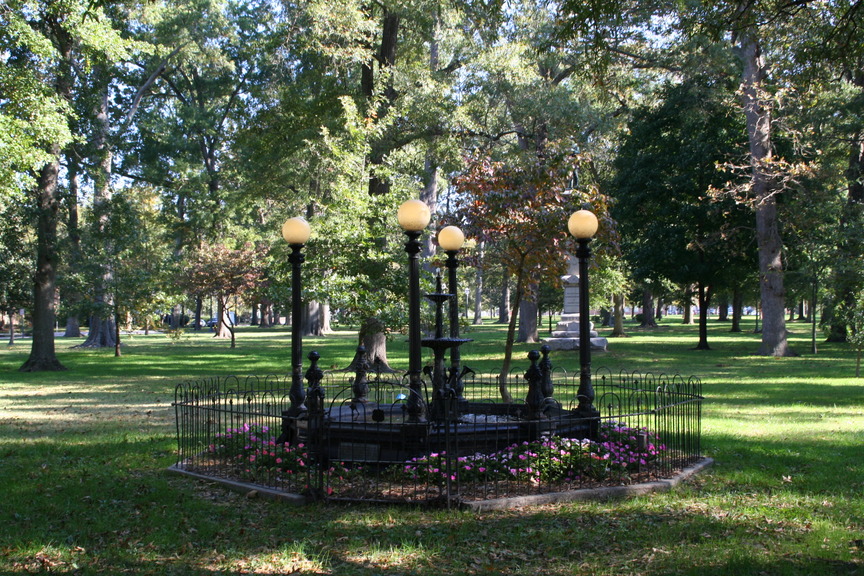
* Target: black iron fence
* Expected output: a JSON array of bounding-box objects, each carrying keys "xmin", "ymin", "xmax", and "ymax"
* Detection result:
[{"xmin": 172, "ymin": 363, "xmax": 703, "ymax": 507}]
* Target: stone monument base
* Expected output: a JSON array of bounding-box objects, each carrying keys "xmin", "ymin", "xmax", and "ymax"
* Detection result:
[
  {"xmin": 543, "ymin": 314, "xmax": 608, "ymax": 351},
  {"xmin": 542, "ymin": 336, "xmax": 608, "ymax": 352}
]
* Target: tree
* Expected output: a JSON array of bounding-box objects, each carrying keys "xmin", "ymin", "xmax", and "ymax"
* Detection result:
[
  {"xmin": 0, "ymin": 203, "xmax": 33, "ymax": 346},
  {"xmin": 557, "ymin": 0, "xmax": 816, "ymax": 356},
  {"xmin": 299, "ymin": 189, "xmax": 415, "ymax": 371},
  {"xmin": 122, "ymin": 0, "xmax": 280, "ymax": 329},
  {"xmin": 452, "ymin": 147, "xmax": 608, "ymax": 401},
  {"xmin": 183, "ymin": 242, "xmax": 266, "ymax": 348},
  {"xmin": 4, "ymin": 1, "xmax": 102, "ymax": 371},
  {"xmin": 613, "ymin": 77, "xmax": 752, "ymax": 350},
  {"xmin": 453, "ymin": 0, "xmax": 630, "ymax": 344},
  {"xmin": 783, "ymin": 5, "xmax": 864, "ymax": 344},
  {"xmin": 103, "ymin": 188, "xmax": 173, "ymax": 356}
]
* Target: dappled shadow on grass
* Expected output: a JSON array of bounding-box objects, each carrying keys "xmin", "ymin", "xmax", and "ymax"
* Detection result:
[
  {"xmin": 2, "ymin": 421, "xmax": 862, "ymax": 575},
  {"xmin": 2, "ymin": 456, "xmax": 861, "ymax": 574},
  {"xmin": 5, "ymin": 475, "xmax": 861, "ymax": 575},
  {"xmin": 704, "ymin": 432, "xmax": 864, "ymax": 500},
  {"xmin": 706, "ymin": 385, "xmax": 864, "ymax": 409},
  {"xmin": 0, "ymin": 386, "xmax": 176, "ymax": 441}
]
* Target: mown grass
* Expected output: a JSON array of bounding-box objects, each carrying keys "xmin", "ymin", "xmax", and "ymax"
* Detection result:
[{"xmin": 1, "ymin": 318, "xmax": 862, "ymax": 575}]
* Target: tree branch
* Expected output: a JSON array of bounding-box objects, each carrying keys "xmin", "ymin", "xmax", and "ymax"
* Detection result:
[{"xmin": 121, "ymin": 44, "xmax": 188, "ymax": 132}]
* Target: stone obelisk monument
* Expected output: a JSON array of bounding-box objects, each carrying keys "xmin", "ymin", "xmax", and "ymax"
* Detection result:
[{"xmin": 543, "ymin": 255, "xmax": 608, "ymax": 351}]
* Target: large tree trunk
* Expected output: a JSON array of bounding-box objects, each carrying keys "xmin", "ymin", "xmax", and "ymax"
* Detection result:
[
  {"xmin": 214, "ymin": 296, "xmax": 234, "ymax": 346},
  {"xmin": 20, "ymin": 152, "xmax": 66, "ymax": 372},
  {"xmin": 611, "ymin": 292, "xmax": 627, "ymax": 337},
  {"xmin": 737, "ymin": 31, "xmax": 793, "ymax": 356},
  {"xmin": 420, "ymin": 156, "xmax": 439, "ymax": 269},
  {"xmin": 305, "ymin": 301, "xmax": 324, "ymax": 336},
  {"xmin": 259, "ymin": 299, "xmax": 274, "ymax": 327},
  {"xmin": 344, "ymin": 317, "xmax": 395, "ymax": 372},
  {"xmin": 695, "ymin": 282, "xmax": 712, "ymax": 351},
  {"xmin": 498, "ymin": 266, "xmax": 511, "ymax": 324},
  {"xmin": 682, "ymin": 286, "xmax": 694, "ymax": 325},
  {"xmin": 63, "ymin": 154, "xmax": 82, "ymax": 338},
  {"xmin": 639, "ymin": 288, "xmax": 657, "ymax": 328},
  {"xmin": 80, "ymin": 74, "xmax": 116, "ymax": 350},
  {"xmin": 717, "ymin": 293, "xmax": 730, "ymax": 322},
  {"xmin": 517, "ymin": 284, "xmax": 539, "ymax": 343},
  {"xmin": 22, "ymin": 17, "xmax": 72, "ymax": 371},
  {"xmin": 364, "ymin": 8, "xmax": 401, "ymax": 196},
  {"xmin": 320, "ymin": 301, "xmax": 332, "ymax": 334},
  {"xmin": 83, "ymin": 316, "xmax": 117, "ymax": 348},
  {"xmin": 731, "ymin": 286, "xmax": 744, "ymax": 333},
  {"xmin": 193, "ymin": 295, "xmax": 204, "ymax": 331}
]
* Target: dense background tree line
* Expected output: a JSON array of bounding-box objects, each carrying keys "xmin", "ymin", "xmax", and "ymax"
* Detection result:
[{"xmin": 2, "ymin": 0, "xmax": 862, "ymax": 371}]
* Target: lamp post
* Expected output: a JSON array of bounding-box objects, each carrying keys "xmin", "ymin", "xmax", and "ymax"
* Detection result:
[
  {"xmin": 567, "ymin": 209, "xmax": 600, "ymax": 419},
  {"xmin": 282, "ymin": 216, "xmax": 311, "ymax": 417},
  {"xmin": 398, "ymin": 199, "xmax": 431, "ymax": 422},
  {"xmin": 438, "ymin": 225, "xmax": 466, "ymax": 397}
]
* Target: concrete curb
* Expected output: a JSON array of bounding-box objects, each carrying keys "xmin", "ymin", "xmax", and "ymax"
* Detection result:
[
  {"xmin": 168, "ymin": 457, "xmax": 713, "ymax": 510},
  {"xmin": 461, "ymin": 457, "xmax": 714, "ymax": 512},
  {"xmin": 167, "ymin": 464, "xmax": 308, "ymax": 504}
]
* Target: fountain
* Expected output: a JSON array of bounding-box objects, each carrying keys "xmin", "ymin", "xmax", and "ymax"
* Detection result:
[
  {"xmin": 171, "ymin": 202, "xmax": 706, "ymax": 506},
  {"xmin": 270, "ymin": 201, "xmax": 607, "ymax": 466},
  {"xmin": 422, "ymin": 273, "xmax": 472, "ymax": 421}
]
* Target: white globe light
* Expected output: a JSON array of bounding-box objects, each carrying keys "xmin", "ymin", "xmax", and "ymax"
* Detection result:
[
  {"xmin": 438, "ymin": 225, "xmax": 465, "ymax": 251},
  {"xmin": 397, "ymin": 199, "xmax": 431, "ymax": 232},
  {"xmin": 567, "ymin": 210, "xmax": 599, "ymax": 239},
  {"xmin": 282, "ymin": 217, "xmax": 311, "ymax": 245}
]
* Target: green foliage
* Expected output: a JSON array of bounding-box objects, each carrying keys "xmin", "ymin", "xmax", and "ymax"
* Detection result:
[
  {"xmin": 0, "ymin": 2, "xmax": 75, "ymax": 201},
  {"xmin": 613, "ymin": 77, "xmax": 752, "ymax": 290},
  {"xmin": 0, "ymin": 202, "xmax": 33, "ymax": 315},
  {"xmin": 104, "ymin": 187, "xmax": 175, "ymax": 324}
]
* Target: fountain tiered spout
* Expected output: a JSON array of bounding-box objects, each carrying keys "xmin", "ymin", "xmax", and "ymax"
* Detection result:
[{"xmin": 422, "ymin": 274, "xmax": 472, "ymax": 421}]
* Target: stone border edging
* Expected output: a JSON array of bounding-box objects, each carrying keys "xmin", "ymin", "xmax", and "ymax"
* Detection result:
[
  {"xmin": 167, "ymin": 465, "xmax": 308, "ymax": 504},
  {"xmin": 461, "ymin": 457, "xmax": 714, "ymax": 512},
  {"xmin": 168, "ymin": 457, "xmax": 713, "ymax": 510}
]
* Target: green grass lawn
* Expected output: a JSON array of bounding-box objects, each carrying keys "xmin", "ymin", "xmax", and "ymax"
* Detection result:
[{"xmin": 1, "ymin": 318, "xmax": 862, "ymax": 575}]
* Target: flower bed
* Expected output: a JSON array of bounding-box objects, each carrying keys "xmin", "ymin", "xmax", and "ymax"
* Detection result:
[
  {"xmin": 396, "ymin": 422, "xmax": 664, "ymax": 485},
  {"xmin": 204, "ymin": 421, "xmax": 666, "ymax": 500}
]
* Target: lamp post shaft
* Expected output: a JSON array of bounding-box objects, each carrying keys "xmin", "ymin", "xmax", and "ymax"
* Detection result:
[
  {"xmin": 288, "ymin": 244, "xmax": 306, "ymax": 415},
  {"xmin": 446, "ymin": 251, "xmax": 460, "ymax": 366},
  {"xmin": 576, "ymin": 238, "xmax": 597, "ymax": 416},
  {"xmin": 405, "ymin": 230, "xmax": 425, "ymax": 422}
]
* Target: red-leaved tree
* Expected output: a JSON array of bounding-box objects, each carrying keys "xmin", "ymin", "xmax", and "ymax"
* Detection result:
[
  {"xmin": 452, "ymin": 147, "xmax": 607, "ymax": 401},
  {"xmin": 183, "ymin": 242, "xmax": 267, "ymax": 348}
]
